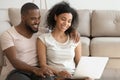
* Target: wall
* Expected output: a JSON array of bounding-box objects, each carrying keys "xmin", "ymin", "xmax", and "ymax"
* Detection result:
[
  {"xmin": 0, "ymin": 0, "xmax": 62, "ymax": 9},
  {"xmin": 69, "ymin": 0, "xmax": 120, "ymax": 10},
  {"xmin": 0, "ymin": 0, "xmax": 120, "ymax": 10}
]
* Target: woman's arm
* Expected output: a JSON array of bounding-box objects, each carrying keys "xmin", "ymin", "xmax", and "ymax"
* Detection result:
[
  {"xmin": 36, "ymin": 38, "xmax": 47, "ymax": 67},
  {"xmin": 37, "ymin": 38, "xmax": 57, "ymax": 75},
  {"xmin": 74, "ymin": 41, "xmax": 82, "ymax": 66},
  {"xmin": 36, "ymin": 38, "xmax": 72, "ymax": 78}
]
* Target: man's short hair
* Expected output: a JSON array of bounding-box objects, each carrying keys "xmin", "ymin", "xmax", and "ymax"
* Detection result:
[{"xmin": 21, "ymin": 2, "xmax": 39, "ymax": 15}]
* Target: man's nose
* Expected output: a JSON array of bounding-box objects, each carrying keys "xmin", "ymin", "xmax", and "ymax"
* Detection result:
[{"xmin": 35, "ymin": 19, "xmax": 40, "ymax": 24}]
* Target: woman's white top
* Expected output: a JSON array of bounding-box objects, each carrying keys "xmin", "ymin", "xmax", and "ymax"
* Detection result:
[{"xmin": 38, "ymin": 33, "xmax": 80, "ymax": 74}]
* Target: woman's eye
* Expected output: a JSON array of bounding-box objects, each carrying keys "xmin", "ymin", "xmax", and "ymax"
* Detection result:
[
  {"xmin": 61, "ymin": 18, "xmax": 66, "ymax": 21},
  {"xmin": 68, "ymin": 20, "xmax": 72, "ymax": 23}
]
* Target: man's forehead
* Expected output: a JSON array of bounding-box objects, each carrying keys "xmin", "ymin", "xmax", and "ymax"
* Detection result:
[
  {"xmin": 26, "ymin": 9, "xmax": 40, "ymax": 16},
  {"xmin": 27, "ymin": 9, "xmax": 40, "ymax": 13}
]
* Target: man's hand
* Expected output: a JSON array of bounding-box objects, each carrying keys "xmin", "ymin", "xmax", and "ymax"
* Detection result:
[
  {"xmin": 70, "ymin": 29, "xmax": 80, "ymax": 43},
  {"xmin": 33, "ymin": 67, "xmax": 53, "ymax": 78}
]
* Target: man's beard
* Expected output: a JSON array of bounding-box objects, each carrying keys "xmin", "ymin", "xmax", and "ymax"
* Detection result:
[{"xmin": 25, "ymin": 23, "xmax": 38, "ymax": 33}]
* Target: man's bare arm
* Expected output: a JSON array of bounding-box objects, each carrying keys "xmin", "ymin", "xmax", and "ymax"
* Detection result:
[{"xmin": 4, "ymin": 46, "xmax": 50, "ymax": 77}]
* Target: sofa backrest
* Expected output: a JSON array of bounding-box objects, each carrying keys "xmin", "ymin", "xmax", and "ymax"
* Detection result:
[
  {"xmin": 8, "ymin": 8, "xmax": 48, "ymax": 28},
  {"xmin": 8, "ymin": 8, "xmax": 91, "ymax": 37},
  {"xmin": 92, "ymin": 10, "xmax": 120, "ymax": 37},
  {"xmin": 77, "ymin": 10, "xmax": 91, "ymax": 37}
]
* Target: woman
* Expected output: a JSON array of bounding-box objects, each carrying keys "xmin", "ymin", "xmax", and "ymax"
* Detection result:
[{"xmin": 37, "ymin": 1, "xmax": 92, "ymax": 80}]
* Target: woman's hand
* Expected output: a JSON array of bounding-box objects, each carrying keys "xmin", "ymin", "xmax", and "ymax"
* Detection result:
[{"xmin": 57, "ymin": 70, "xmax": 72, "ymax": 79}]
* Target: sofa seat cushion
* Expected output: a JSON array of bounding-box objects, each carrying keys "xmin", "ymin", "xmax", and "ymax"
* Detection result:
[
  {"xmin": 81, "ymin": 37, "xmax": 90, "ymax": 56},
  {"xmin": 106, "ymin": 58, "xmax": 120, "ymax": 69},
  {"xmin": 0, "ymin": 57, "xmax": 14, "ymax": 80},
  {"xmin": 98, "ymin": 58, "xmax": 120, "ymax": 80},
  {"xmin": 91, "ymin": 37, "xmax": 120, "ymax": 58},
  {"xmin": 100, "ymin": 68, "xmax": 120, "ymax": 80}
]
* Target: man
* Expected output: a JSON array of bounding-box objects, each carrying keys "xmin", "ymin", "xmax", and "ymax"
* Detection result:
[
  {"xmin": 0, "ymin": 3, "xmax": 54, "ymax": 80},
  {"xmin": 0, "ymin": 2, "xmax": 79, "ymax": 80}
]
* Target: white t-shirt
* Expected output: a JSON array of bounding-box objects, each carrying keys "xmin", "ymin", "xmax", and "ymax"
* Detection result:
[
  {"xmin": 38, "ymin": 33, "xmax": 80, "ymax": 74},
  {"xmin": 0, "ymin": 27, "xmax": 49, "ymax": 78}
]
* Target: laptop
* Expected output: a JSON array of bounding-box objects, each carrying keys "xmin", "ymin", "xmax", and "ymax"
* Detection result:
[{"xmin": 71, "ymin": 56, "xmax": 109, "ymax": 79}]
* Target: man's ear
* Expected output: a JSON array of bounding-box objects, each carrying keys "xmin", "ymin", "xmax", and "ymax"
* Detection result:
[{"xmin": 21, "ymin": 15, "xmax": 26, "ymax": 22}]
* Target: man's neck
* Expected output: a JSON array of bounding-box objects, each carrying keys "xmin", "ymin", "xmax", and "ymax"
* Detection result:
[{"xmin": 15, "ymin": 24, "xmax": 33, "ymax": 38}]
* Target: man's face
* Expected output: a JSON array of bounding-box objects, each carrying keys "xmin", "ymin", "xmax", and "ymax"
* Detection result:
[{"xmin": 23, "ymin": 9, "xmax": 41, "ymax": 33}]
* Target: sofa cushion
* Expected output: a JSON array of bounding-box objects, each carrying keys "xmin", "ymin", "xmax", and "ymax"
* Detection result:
[
  {"xmin": 100, "ymin": 58, "xmax": 120, "ymax": 80},
  {"xmin": 0, "ymin": 57, "xmax": 14, "ymax": 80},
  {"xmin": 92, "ymin": 10, "xmax": 120, "ymax": 37},
  {"xmin": 39, "ymin": 9, "xmax": 48, "ymax": 28},
  {"xmin": 91, "ymin": 37, "xmax": 120, "ymax": 58},
  {"xmin": 77, "ymin": 10, "xmax": 90, "ymax": 37},
  {"xmin": 8, "ymin": 8, "xmax": 21, "ymax": 26},
  {"xmin": 80, "ymin": 37, "xmax": 90, "ymax": 56}
]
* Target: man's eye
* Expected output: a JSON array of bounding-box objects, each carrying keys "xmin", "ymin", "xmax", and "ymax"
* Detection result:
[{"xmin": 31, "ymin": 18, "xmax": 35, "ymax": 20}]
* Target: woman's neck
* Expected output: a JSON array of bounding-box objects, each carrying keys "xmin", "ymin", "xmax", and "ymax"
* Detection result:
[{"xmin": 51, "ymin": 29, "xmax": 68, "ymax": 43}]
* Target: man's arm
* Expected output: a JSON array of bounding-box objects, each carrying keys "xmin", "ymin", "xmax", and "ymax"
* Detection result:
[{"xmin": 4, "ymin": 46, "xmax": 51, "ymax": 77}]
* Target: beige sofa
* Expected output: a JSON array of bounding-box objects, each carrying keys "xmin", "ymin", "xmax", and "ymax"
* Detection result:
[{"xmin": 1, "ymin": 8, "xmax": 120, "ymax": 80}]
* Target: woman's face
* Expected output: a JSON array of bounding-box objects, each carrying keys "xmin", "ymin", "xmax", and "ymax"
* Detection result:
[{"xmin": 55, "ymin": 13, "xmax": 73, "ymax": 32}]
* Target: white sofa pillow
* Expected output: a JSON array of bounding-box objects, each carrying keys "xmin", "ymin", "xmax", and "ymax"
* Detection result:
[{"xmin": 8, "ymin": 8, "xmax": 21, "ymax": 26}]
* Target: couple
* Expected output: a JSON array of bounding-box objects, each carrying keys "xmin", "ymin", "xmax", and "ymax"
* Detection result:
[{"xmin": 0, "ymin": 1, "xmax": 92, "ymax": 80}]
